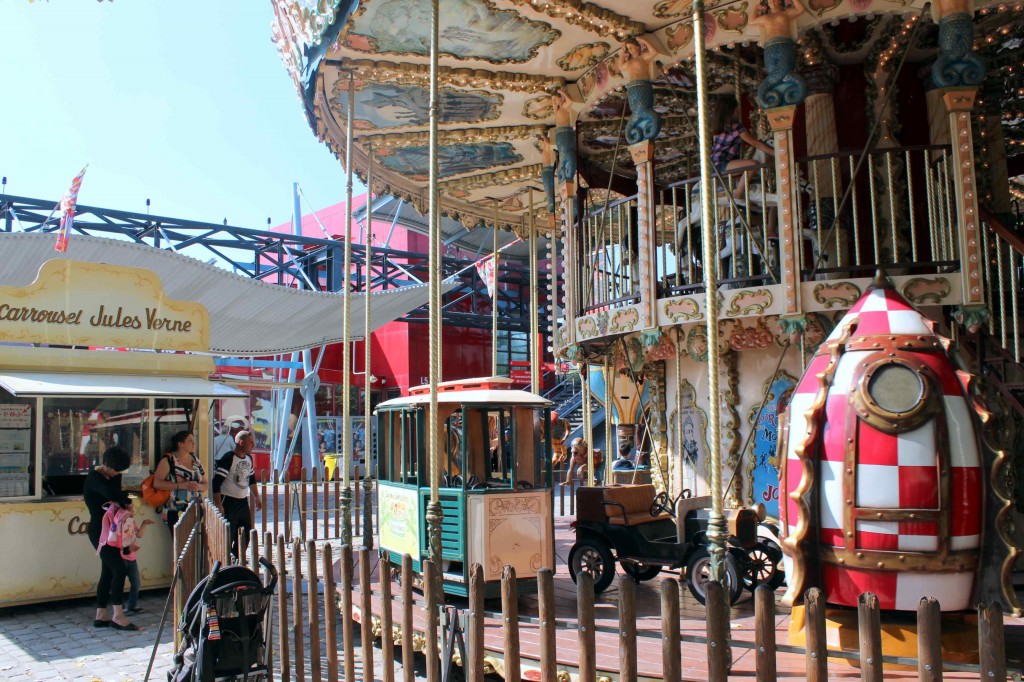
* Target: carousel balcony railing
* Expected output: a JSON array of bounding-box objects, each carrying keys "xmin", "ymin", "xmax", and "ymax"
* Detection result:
[
  {"xmin": 795, "ymin": 144, "xmax": 960, "ymax": 277},
  {"xmin": 982, "ymin": 213, "xmax": 1024, "ymax": 364},
  {"xmin": 651, "ymin": 145, "xmax": 960, "ymax": 298},
  {"xmin": 656, "ymin": 163, "xmax": 778, "ymax": 296},
  {"xmin": 579, "ymin": 193, "xmax": 640, "ymax": 313}
]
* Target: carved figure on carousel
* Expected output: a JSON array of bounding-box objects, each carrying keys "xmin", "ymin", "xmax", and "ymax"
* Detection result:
[
  {"xmin": 931, "ymin": 0, "xmax": 985, "ymax": 88},
  {"xmin": 752, "ymin": 0, "xmax": 807, "ymax": 109},
  {"xmin": 536, "ymin": 133, "xmax": 557, "ymax": 215},
  {"xmin": 616, "ymin": 36, "xmax": 662, "ymax": 144},
  {"xmin": 779, "ymin": 273, "xmax": 1019, "ymax": 623},
  {"xmin": 551, "ymin": 89, "xmax": 577, "ymax": 183}
]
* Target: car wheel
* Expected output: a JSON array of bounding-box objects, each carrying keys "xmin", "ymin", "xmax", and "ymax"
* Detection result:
[
  {"xmin": 620, "ymin": 560, "xmax": 662, "ymax": 582},
  {"xmin": 568, "ymin": 538, "xmax": 616, "ymax": 594},
  {"xmin": 743, "ymin": 541, "xmax": 785, "ymax": 591},
  {"xmin": 686, "ymin": 548, "xmax": 743, "ymax": 605}
]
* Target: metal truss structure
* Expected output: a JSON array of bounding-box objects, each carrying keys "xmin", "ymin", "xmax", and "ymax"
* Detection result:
[{"xmin": 1, "ymin": 193, "xmax": 546, "ymax": 333}]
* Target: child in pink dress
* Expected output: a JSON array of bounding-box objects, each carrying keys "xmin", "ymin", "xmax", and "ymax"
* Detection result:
[{"xmin": 121, "ymin": 507, "xmax": 154, "ymax": 615}]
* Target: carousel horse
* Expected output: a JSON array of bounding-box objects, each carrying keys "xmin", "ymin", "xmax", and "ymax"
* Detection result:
[
  {"xmin": 551, "ymin": 414, "xmax": 571, "ymax": 468},
  {"xmin": 673, "ymin": 146, "xmax": 823, "ymax": 282}
]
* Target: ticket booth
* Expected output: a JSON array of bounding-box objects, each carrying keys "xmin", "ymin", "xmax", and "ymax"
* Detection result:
[{"xmin": 0, "ymin": 258, "xmax": 246, "ymax": 606}]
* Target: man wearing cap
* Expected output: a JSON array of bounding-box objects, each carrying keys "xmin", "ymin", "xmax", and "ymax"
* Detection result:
[{"xmin": 213, "ymin": 430, "xmax": 262, "ymax": 558}]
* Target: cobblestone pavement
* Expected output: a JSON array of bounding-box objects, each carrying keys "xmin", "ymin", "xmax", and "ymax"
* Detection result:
[
  {"xmin": 0, "ymin": 591, "xmax": 176, "ymax": 682},
  {"xmin": 0, "ymin": 587, "xmax": 429, "ymax": 682}
]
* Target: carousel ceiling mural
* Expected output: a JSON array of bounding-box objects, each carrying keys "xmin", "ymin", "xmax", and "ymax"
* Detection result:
[{"xmin": 272, "ymin": 0, "xmax": 1024, "ymax": 235}]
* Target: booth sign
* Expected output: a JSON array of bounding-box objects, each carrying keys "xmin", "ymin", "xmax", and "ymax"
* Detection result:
[{"xmin": 0, "ymin": 259, "xmax": 209, "ymax": 352}]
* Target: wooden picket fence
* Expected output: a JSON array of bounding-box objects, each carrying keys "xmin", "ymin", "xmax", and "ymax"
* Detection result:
[
  {"xmin": 172, "ymin": 490, "xmax": 1017, "ymax": 682},
  {"xmin": 252, "ymin": 467, "xmax": 376, "ymax": 545},
  {"xmin": 217, "ymin": 532, "xmax": 1015, "ymax": 682}
]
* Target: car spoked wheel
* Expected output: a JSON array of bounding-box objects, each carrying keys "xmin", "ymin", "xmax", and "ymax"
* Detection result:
[
  {"xmin": 686, "ymin": 548, "xmax": 743, "ymax": 605},
  {"xmin": 743, "ymin": 542, "xmax": 784, "ymax": 591},
  {"xmin": 568, "ymin": 538, "xmax": 616, "ymax": 594}
]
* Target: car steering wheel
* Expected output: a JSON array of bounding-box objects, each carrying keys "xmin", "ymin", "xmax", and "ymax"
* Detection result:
[{"xmin": 651, "ymin": 491, "xmax": 675, "ymax": 517}]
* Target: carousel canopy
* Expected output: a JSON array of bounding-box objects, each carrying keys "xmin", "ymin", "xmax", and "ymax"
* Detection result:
[
  {"xmin": 0, "ymin": 233, "xmax": 449, "ymax": 357},
  {"xmin": 271, "ymin": 0, "xmax": 1024, "ymax": 234}
]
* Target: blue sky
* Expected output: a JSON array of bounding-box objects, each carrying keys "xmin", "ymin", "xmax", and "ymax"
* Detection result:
[{"xmin": 1, "ymin": 1, "xmax": 359, "ymax": 229}]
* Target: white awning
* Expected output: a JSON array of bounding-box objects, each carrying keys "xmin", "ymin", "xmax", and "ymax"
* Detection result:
[
  {"xmin": 0, "ymin": 371, "xmax": 249, "ymax": 398},
  {"xmin": 0, "ymin": 234, "xmax": 452, "ymax": 356}
]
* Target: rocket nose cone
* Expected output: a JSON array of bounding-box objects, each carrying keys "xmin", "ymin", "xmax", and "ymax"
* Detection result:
[{"xmin": 869, "ymin": 268, "xmax": 893, "ymax": 290}]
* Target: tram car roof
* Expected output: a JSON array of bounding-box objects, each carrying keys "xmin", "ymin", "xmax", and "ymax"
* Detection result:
[{"xmin": 376, "ymin": 376, "xmax": 551, "ymax": 410}]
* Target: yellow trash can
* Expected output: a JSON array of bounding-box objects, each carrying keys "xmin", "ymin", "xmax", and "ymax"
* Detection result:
[{"xmin": 323, "ymin": 454, "xmax": 341, "ymax": 481}]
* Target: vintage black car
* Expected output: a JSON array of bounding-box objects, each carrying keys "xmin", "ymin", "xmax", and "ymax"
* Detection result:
[{"xmin": 567, "ymin": 484, "xmax": 771, "ymax": 604}]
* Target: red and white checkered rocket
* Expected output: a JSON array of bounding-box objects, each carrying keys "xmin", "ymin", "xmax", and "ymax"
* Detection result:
[{"xmin": 779, "ymin": 274, "xmax": 982, "ymax": 611}]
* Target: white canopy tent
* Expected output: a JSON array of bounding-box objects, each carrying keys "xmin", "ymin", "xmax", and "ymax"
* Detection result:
[{"xmin": 0, "ymin": 233, "xmax": 446, "ymax": 356}]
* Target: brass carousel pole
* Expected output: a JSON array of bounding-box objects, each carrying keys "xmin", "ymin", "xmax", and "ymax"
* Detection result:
[
  {"xmin": 363, "ymin": 144, "xmax": 375, "ymax": 549},
  {"xmin": 341, "ymin": 68, "xmax": 355, "ymax": 546},
  {"xmin": 492, "ymin": 204, "xmax": 500, "ymax": 377},
  {"xmin": 425, "ymin": 0, "xmax": 444, "ymax": 573},
  {"xmin": 529, "ymin": 191, "xmax": 540, "ymax": 395},
  {"xmin": 582, "ymin": 362, "xmax": 594, "ymax": 486},
  {"xmin": 693, "ymin": 0, "xmax": 727, "ymax": 581}
]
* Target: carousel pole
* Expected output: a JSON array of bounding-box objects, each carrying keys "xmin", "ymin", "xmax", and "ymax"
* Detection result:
[
  {"xmin": 582, "ymin": 362, "xmax": 594, "ymax": 486},
  {"xmin": 529, "ymin": 191, "xmax": 540, "ymax": 395},
  {"xmin": 492, "ymin": 203, "xmax": 500, "ymax": 377},
  {"xmin": 341, "ymin": 69, "xmax": 356, "ymax": 546},
  {"xmin": 693, "ymin": 0, "xmax": 727, "ymax": 581},
  {"xmin": 604, "ymin": 354, "xmax": 612, "ymax": 478},
  {"xmin": 362, "ymin": 145, "xmax": 375, "ymax": 550},
  {"xmin": 425, "ymin": 0, "xmax": 444, "ymax": 572}
]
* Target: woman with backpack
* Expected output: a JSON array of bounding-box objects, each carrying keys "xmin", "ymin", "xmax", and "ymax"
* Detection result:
[
  {"xmin": 151, "ymin": 431, "xmax": 206, "ymax": 531},
  {"xmin": 82, "ymin": 445, "xmax": 138, "ymax": 631}
]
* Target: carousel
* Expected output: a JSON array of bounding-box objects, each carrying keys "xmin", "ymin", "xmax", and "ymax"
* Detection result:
[{"xmin": 271, "ymin": 0, "xmax": 1024, "ymax": 671}]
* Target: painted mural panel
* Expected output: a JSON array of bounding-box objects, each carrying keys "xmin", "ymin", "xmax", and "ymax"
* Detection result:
[
  {"xmin": 746, "ymin": 371, "xmax": 796, "ymax": 518},
  {"xmin": 675, "ymin": 379, "xmax": 709, "ymax": 493},
  {"xmin": 345, "ymin": 0, "xmax": 560, "ymax": 63},
  {"xmin": 331, "ymin": 83, "xmax": 502, "ymax": 130},
  {"xmin": 378, "ymin": 142, "xmax": 523, "ymax": 179}
]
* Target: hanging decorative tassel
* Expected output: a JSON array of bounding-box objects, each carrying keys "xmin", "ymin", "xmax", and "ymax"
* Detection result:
[{"xmin": 207, "ymin": 605, "xmax": 221, "ymax": 641}]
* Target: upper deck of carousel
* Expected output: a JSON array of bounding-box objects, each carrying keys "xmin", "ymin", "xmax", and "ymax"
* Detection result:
[{"xmin": 271, "ymin": 0, "xmax": 1024, "ymax": 349}]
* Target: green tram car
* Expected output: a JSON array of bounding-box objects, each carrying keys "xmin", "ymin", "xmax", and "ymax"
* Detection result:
[{"xmin": 375, "ymin": 377, "xmax": 555, "ymax": 598}]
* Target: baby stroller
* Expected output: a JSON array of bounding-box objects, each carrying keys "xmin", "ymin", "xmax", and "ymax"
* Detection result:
[{"xmin": 169, "ymin": 558, "xmax": 277, "ymax": 682}]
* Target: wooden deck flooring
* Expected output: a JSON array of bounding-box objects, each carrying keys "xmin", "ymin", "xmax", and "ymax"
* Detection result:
[{"xmin": 342, "ymin": 514, "xmax": 1024, "ymax": 681}]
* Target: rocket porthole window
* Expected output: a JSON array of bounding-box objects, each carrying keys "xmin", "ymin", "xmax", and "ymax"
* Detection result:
[
  {"xmin": 867, "ymin": 363, "xmax": 923, "ymax": 414},
  {"xmin": 854, "ymin": 354, "xmax": 941, "ymax": 434}
]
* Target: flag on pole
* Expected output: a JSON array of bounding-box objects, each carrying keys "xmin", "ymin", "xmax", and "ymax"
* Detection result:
[
  {"xmin": 55, "ymin": 165, "xmax": 88, "ymax": 253},
  {"xmin": 475, "ymin": 254, "xmax": 496, "ymax": 299}
]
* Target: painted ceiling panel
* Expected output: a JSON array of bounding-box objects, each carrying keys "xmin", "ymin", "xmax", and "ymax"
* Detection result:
[{"xmin": 273, "ymin": 0, "xmax": 1018, "ymax": 233}]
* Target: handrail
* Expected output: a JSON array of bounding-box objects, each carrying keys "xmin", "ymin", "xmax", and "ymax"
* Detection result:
[
  {"xmin": 796, "ymin": 143, "xmax": 952, "ymax": 165},
  {"xmin": 984, "ymin": 208, "xmax": 1024, "ymax": 256},
  {"xmin": 662, "ymin": 162, "xmax": 772, "ymax": 192},
  {"xmin": 583, "ymin": 192, "xmax": 639, "ymax": 222}
]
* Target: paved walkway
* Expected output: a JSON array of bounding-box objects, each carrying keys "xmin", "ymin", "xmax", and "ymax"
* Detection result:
[{"xmin": 0, "ymin": 591, "xmax": 176, "ymax": 681}]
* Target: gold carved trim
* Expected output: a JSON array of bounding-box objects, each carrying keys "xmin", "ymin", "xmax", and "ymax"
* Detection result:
[
  {"xmin": 715, "ymin": 2, "xmax": 749, "ymax": 34},
  {"xmin": 820, "ymin": 547, "xmax": 979, "ymax": 572},
  {"xmin": 328, "ymin": 58, "xmax": 564, "ymax": 93},
  {"xmin": 506, "ymin": 0, "xmax": 644, "ymax": 38},
  {"xmin": 365, "ymin": 125, "xmax": 549, "ymax": 150},
  {"xmin": 439, "ymin": 164, "xmax": 544, "ymax": 193},
  {"xmin": 781, "ymin": 321, "xmax": 852, "ymax": 606}
]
